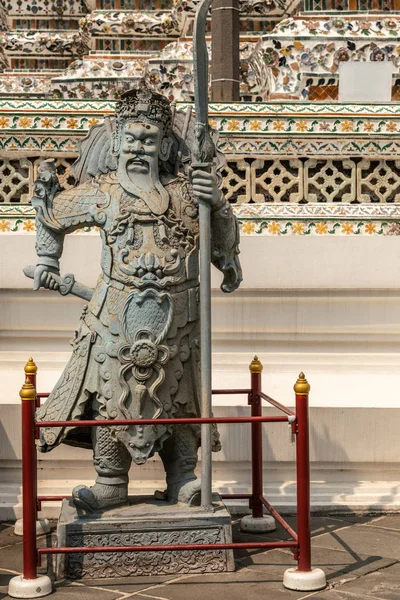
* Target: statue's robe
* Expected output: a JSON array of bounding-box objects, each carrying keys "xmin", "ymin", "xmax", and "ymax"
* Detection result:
[{"xmin": 34, "ymin": 172, "xmax": 241, "ymax": 464}]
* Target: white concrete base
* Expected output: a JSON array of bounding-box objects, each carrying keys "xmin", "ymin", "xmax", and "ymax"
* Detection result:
[
  {"xmin": 8, "ymin": 575, "xmax": 52, "ymax": 598},
  {"xmin": 240, "ymin": 514, "xmax": 276, "ymax": 533},
  {"xmin": 283, "ymin": 567, "xmax": 327, "ymax": 591},
  {"xmin": 14, "ymin": 519, "xmax": 50, "ymax": 537}
]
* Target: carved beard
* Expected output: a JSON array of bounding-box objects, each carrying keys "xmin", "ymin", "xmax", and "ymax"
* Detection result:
[{"xmin": 117, "ymin": 156, "xmax": 170, "ymax": 216}]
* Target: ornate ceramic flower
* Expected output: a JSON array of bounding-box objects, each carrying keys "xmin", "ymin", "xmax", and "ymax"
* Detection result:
[
  {"xmin": 335, "ymin": 48, "xmax": 350, "ymax": 63},
  {"xmin": 359, "ymin": 21, "xmax": 371, "ymax": 32},
  {"xmin": 306, "ymin": 20, "xmax": 320, "ymax": 31},
  {"xmin": 331, "ymin": 18, "xmax": 346, "ymax": 30},
  {"xmin": 384, "ymin": 19, "xmax": 399, "ymax": 30},
  {"xmin": 112, "ymin": 61, "xmax": 126, "ymax": 71},
  {"xmin": 123, "ymin": 17, "xmax": 136, "ymax": 29},
  {"xmin": 148, "ymin": 71, "xmax": 161, "ymax": 84},
  {"xmin": 20, "ymin": 77, "xmax": 33, "ymax": 87},
  {"xmin": 262, "ymin": 48, "xmax": 279, "ymax": 67},
  {"xmin": 370, "ymin": 47, "xmax": 386, "ymax": 61}
]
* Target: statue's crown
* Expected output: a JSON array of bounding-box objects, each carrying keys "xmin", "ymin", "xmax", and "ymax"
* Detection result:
[{"xmin": 115, "ymin": 88, "xmax": 172, "ymax": 135}]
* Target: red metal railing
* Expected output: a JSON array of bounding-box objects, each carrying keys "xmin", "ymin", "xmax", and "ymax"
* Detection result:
[{"xmin": 19, "ymin": 356, "xmax": 313, "ymax": 582}]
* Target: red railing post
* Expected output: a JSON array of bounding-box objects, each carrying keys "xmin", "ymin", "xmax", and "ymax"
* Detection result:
[
  {"xmin": 294, "ymin": 372, "xmax": 311, "ymax": 572},
  {"xmin": 24, "ymin": 358, "xmax": 39, "ymax": 519},
  {"xmin": 20, "ymin": 378, "xmax": 38, "ymax": 580},
  {"xmin": 8, "ymin": 360, "xmax": 52, "ymax": 597},
  {"xmin": 283, "ymin": 372, "xmax": 326, "ymax": 591},
  {"xmin": 249, "ymin": 356, "xmax": 264, "ymax": 518}
]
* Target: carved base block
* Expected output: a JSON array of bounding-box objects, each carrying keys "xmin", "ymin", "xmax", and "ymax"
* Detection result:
[{"xmin": 56, "ymin": 494, "xmax": 235, "ymax": 579}]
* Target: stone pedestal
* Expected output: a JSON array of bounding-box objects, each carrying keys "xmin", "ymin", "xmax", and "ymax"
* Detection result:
[{"xmin": 57, "ymin": 494, "xmax": 235, "ymax": 580}]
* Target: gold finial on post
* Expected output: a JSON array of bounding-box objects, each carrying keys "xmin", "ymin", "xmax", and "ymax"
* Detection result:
[
  {"xmin": 20, "ymin": 381, "xmax": 36, "ymax": 401},
  {"xmin": 294, "ymin": 372, "xmax": 310, "ymax": 395},
  {"xmin": 249, "ymin": 355, "xmax": 263, "ymax": 373},
  {"xmin": 24, "ymin": 357, "xmax": 37, "ymax": 376}
]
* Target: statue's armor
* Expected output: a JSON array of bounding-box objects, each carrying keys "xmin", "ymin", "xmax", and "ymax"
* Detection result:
[{"xmin": 34, "ymin": 171, "xmax": 241, "ymax": 466}]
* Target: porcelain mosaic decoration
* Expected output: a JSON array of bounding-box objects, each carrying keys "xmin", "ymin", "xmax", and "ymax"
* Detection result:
[
  {"xmin": 249, "ymin": 13, "xmax": 400, "ymax": 98},
  {"xmin": 2, "ymin": 0, "xmax": 89, "ymax": 14},
  {"xmin": 0, "ymin": 0, "xmax": 303, "ymax": 101},
  {"xmin": 51, "ymin": 57, "xmax": 147, "ymax": 99},
  {"xmin": 146, "ymin": 41, "xmax": 257, "ymax": 101},
  {"xmin": 3, "ymin": 203, "xmax": 400, "ymax": 237},
  {"xmin": 0, "ymin": 27, "xmax": 90, "ymax": 61}
]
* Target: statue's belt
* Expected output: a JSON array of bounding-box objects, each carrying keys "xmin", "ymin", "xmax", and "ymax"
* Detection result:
[{"xmin": 100, "ymin": 274, "xmax": 199, "ymax": 296}]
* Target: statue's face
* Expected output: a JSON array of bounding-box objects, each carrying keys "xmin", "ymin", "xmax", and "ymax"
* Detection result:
[{"xmin": 120, "ymin": 121, "xmax": 162, "ymax": 176}]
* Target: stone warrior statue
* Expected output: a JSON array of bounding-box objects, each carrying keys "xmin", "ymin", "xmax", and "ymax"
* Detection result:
[{"xmin": 29, "ymin": 87, "xmax": 242, "ymax": 512}]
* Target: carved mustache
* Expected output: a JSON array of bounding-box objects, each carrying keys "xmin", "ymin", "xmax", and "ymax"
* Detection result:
[{"xmin": 126, "ymin": 156, "xmax": 150, "ymax": 168}]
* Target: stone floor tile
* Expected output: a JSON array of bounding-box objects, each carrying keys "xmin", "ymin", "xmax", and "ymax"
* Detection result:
[
  {"xmin": 234, "ymin": 547, "xmax": 297, "ymax": 569},
  {"xmin": 338, "ymin": 562, "xmax": 400, "ymax": 599},
  {"xmin": 312, "ymin": 525, "xmax": 400, "ymax": 560},
  {"xmin": 0, "ymin": 529, "xmax": 55, "ymax": 573},
  {"xmin": 0, "ymin": 524, "xmax": 23, "ymax": 549},
  {"xmin": 310, "ymin": 546, "xmax": 397, "ymax": 584},
  {"xmin": 48, "ymin": 582, "xmax": 126, "ymax": 600},
  {"xmin": 58, "ymin": 574, "xmax": 177, "ymax": 595},
  {"xmin": 1, "ymin": 517, "xmax": 399, "ymax": 600},
  {"xmin": 0, "ymin": 540, "xmax": 24, "ymax": 573},
  {"xmin": 234, "ymin": 515, "xmax": 374, "ymax": 544},
  {"xmin": 0, "ymin": 570, "xmax": 19, "ymax": 599},
  {"xmin": 153, "ymin": 567, "xmax": 308, "ymax": 600},
  {"xmin": 236, "ymin": 542, "xmax": 396, "ymax": 585},
  {"xmin": 0, "ymin": 571, "xmax": 125, "ymax": 600},
  {"xmin": 326, "ymin": 515, "xmax": 382, "ymax": 525},
  {"xmin": 298, "ymin": 590, "xmax": 386, "ymax": 600},
  {"xmin": 363, "ymin": 516, "xmax": 400, "ymax": 531},
  {"xmin": 231, "ymin": 515, "xmax": 358, "ymax": 550}
]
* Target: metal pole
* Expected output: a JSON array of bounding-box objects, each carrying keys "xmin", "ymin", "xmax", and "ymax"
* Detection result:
[
  {"xmin": 20, "ymin": 379, "xmax": 38, "ymax": 580},
  {"xmin": 192, "ymin": 0, "xmax": 214, "ymax": 511},
  {"xmin": 249, "ymin": 356, "xmax": 264, "ymax": 518},
  {"xmin": 200, "ymin": 200, "xmax": 213, "ymax": 509},
  {"xmin": 294, "ymin": 372, "xmax": 312, "ymax": 572}
]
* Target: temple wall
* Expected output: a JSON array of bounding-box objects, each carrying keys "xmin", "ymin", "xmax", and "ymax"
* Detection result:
[
  {"xmin": 1, "ymin": 232, "xmax": 400, "ymax": 518},
  {"xmin": 1, "ymin": 0, "xmax": 400, "ymax": 521}
]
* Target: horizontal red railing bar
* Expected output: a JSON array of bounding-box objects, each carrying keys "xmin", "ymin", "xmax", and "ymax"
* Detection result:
[
  {"xmin": 35, "ymin": 390, "xmax": 250, "ymax": 398},
  {"xmin": 256, "ymin": 392, "xmax": 296, "ymax": 417},
  {"xmin": 38, "ymin": 540, "xmax": 297, "ymax": 557},
  {"xmin": 259, "ymin": 496, "xmax": 298, "ymax": 542},
  {"xmin": 37, "ymin": 496, "xmax": 70, "ymax": 502},
  {"xmin": 38, "ymin": 493, "xmax": 253, "ymax": 503},
  {"xmin": 37, "ymin": 494, "xmax": 253, "ymax": 503},
  {"xmin": 220, "ymin": 493, "xmax": 252, "ymax": 499},
  {"xmin": 36, "ymin": 416, "xmax": 290, "ymax": 428},
  {"xmin": 211, "ymin": 389, "xmax": 252, "ymax": 395}
]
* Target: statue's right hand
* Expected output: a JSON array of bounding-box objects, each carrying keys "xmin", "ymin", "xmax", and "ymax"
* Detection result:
[{"xmin": 33, "ymin": 265, "xmax": 60, "ymax": 291}]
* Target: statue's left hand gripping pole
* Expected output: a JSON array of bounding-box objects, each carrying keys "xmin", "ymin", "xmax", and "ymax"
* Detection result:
[{"xmin": 8, "ymin": 360, "xmax": 52, "ymax": 599}]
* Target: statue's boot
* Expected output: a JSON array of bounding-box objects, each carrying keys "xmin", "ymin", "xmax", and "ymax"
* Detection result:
[
  {"xmin": 72, "ymin": 423, "xmax": 131, "ymax": 512},
  {"xmin": 159, "ymin": 425, "xmax": 201, "ymax": 504},
  {"xmin": 168, "ymin": 474, "xmax": 202, "ymax": 504},
  {"xmin": 72, "ymin": 477, "xmax": 128, "ymax": 512}
]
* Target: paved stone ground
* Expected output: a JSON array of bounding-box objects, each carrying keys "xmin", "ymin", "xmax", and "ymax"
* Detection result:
[{"xmin": 0, "ymin": 514, "xmax": 399, "ymax": 600}]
